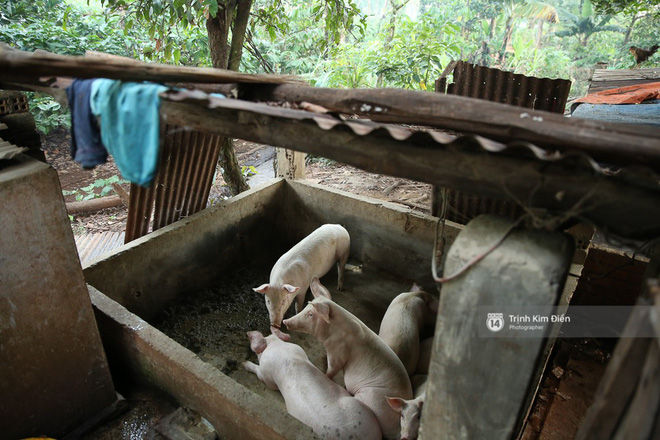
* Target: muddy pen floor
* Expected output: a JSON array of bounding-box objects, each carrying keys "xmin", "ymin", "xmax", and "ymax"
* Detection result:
[{"xmin": 152, "ymin": 257, "xmax": 419, "ymax": 410}]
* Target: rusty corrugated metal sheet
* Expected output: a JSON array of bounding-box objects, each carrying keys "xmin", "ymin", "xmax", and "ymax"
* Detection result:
[
  {"xmin": 124, "ymin": 183, "xmax": 155, "ymax": 243},
  {"xmin": 124, "ymin": 122, "xmax": 223, "ymax": 243},
  {"xmin": 75, "ymin": 231, "xmax": 125, "ymax": 266},
  {"xmin": 437, "ymin": 61, "xmax": 571, "ymax": 114},
  {"xmin": 441, "ymin": 187, "xmax": 524, "ymax": 224},
  {"xmin": 433, "ymin": 61, "xmax": 572, "ymax": 223},
  {"xmin": 0, "ymin": 135, "xmax": 28, "ymax": 159},
  {"xmin": 151, "ymin": 125, "xmax": 222, "ymax": 232}
]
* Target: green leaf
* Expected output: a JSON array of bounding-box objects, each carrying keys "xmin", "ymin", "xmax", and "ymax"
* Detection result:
[{"xmin": 206, "ymin": 0, "xmax": 218, "ymax": 18}]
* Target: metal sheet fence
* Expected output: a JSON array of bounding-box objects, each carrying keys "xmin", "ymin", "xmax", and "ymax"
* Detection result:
[
  {"xmin": 433, "ymin": 61, "xmax": 571, "ymax": 223},
  {"xmin": 124, "ymin": 123, "xmax": 222, "ymax": 243},
  {"xmin": 435, "ymin": 61, "xmax": 572, "ymax": 114}
]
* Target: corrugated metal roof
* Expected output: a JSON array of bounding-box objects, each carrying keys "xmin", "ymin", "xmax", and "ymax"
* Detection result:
[
  {"xmin": 74, "ymin": 231, "xmax": 125, "ymax": 266},
  {"xmin": 0, "ymin": 136, "xmax": 27, "ymax": 160}
]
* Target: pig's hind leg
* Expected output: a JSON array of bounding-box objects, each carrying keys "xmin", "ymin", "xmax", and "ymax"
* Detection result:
[
  {"xmin": 336, "ymin": 249, "xmax": 349, "ymax": 291},
  {"xmin": 243, "ymin": 361, "xmax": 260, "ymax": 376},
  {"xmin": 243, "ymin": 361, "xmax": 278, "ymax": 390}
]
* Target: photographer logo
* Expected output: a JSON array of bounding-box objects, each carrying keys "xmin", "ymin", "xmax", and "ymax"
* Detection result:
[{"xmin": 486, "ymin": 313, "xmax": 504, "ymax": 332}]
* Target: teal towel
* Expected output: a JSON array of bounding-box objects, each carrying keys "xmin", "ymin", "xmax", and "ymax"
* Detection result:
[{"xmin": 90, "ymin": 80, "xmax": 168, "ymax": 186}]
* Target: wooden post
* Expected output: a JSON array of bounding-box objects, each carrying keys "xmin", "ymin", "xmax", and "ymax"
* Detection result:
[
  {"xmin": 275, "ymin": 148, "xmax": 305, "ymax": 179},
  {"xmin": 576, "ymin": 246, "xmax": 660, "ymax": 440}
]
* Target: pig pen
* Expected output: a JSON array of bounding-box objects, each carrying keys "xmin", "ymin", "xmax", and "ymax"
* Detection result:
[{"xmin": 84, "ymin": 178, "xmax": 457, "ymax": 440}]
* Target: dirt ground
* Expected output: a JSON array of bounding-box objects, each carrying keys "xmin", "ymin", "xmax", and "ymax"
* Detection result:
[{"xmin": 42, "ymin": 129, "xmax": 432, "ymax": 235}]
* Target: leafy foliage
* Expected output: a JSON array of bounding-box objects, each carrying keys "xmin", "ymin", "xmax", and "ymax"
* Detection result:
[
  {"xmin": 62, "ymin": 175, "xmax": 127, "ymax": 201},
  {"xmin": 28, "ymin": 94, "xmax": 70, "ymax": 134}
]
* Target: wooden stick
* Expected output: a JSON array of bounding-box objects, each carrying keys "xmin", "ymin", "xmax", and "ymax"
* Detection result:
[
  {"xmin": 66, "ymin": 196, "xmax": 123, "ymax": 215},
  {"xmin": 112, "ymin": 183, "xmax": 130, "ymax": 206},
  {"xmin": 0, "ymin": 45, "xmax": 305, "ymax": 85}
]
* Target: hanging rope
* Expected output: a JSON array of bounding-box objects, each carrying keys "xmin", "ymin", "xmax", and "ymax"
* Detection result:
[{"xmin": 432, "ymin": 186, "xmax": 527, "ymax": 284}]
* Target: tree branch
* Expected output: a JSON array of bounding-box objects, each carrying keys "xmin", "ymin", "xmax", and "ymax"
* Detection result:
[{"xmin": 228, "ymin": 0, "xmax": 253, "ymax": 71}]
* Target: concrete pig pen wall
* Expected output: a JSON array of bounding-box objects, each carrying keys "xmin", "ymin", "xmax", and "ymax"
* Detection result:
[{"xmin": 84, "ymin": 179, "xmax": 456, "ymax": 439}]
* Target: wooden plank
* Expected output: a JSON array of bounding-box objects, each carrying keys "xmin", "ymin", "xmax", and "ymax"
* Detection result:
[
  {"xmin": 591, "ymin": 68, "xmax": 660, "ymax": 82},
  {"xmin": 576, "ymin": 250, "xmax": 660, "ymax": 440},
  {"xmin": 588, "ymin": 68, "xmax": 660, "ymax": 93},
  {"xmin": 0, "ymin": 45, "xmax": 304, "ymax": 85},
  {"xmin": 574, "ymin": 313, "xmax": 651, "ymax": 439},
  {"xmin": 160, "ymin": 97, "xmax": 660, "ymax": 240},
  {"xmin": 589, "ymin": 79, "xmax": 660, "ymax": 93},
  {"xmin": 4, "ymin": 74, "xmax": 659, "ymax": 167},
  {"xmin": 275, "ymin": 148, "xmax": 305, "ymax": 179},
  {"xmin": 236, "ymin": 84, "xmax": 660, "ymax": 168},
  {"xmin": 612, "ymin": 342, "xmax": 660, "ymax": 440}
]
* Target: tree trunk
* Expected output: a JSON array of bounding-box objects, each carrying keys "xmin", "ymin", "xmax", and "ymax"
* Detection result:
[
  {"xmin": 481, "ymin": 17, "xmax": 496, "ymax": 65},
  {"xmin": 535, "ymin": 20, "xmax": 544, "ymax": 49},
  {"xmin": 622, "ymin": 14, "xmax": 638, "ymax": 47},
  {"xmin": 206, "ymin": 0, "xmax": 248, "ymax": 195},
  {"xmin": 219, "ymin": 137, "xmax": 249, "ymax": 194},
  {"xmin": 228, "ymin": 0, "xmax": 253, "ymax": 71},
  {"xmin": 377, "ymin": 0, "xmax": 409, "ymax": 87},
  {"xmin": 498, "ymin": 17, "xmax": 513, "ymax": 65},
  {"xmin": 205, "ymin": 2, "xmax": 236, "ymax": 70}
]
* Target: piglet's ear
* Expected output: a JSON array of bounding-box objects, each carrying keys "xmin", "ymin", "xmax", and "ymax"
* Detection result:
[
  {"xmin": 311, "ymin": 301, "xmax": 331, "ymax": 323},
  {"xmin": 246, "ymin": 331, "xmax": 267, "ymax": 354},
  {"xmin": 386, "ymin": 396, "xmax": 404, "ymax": 413},
  {"xmin": 410, "ymin": 282, "xmax": 423, "ymax": 292},
  {"xmin": 310, "ymin": 277, "xmax": 332, "ymax": 299},
  {"xmin": 282, "ymin": 284, "xmax": 300, "ymax": 295},
  {"xmin": 253, "ymin": 284, "xmax": 269, "ymax": 294}
]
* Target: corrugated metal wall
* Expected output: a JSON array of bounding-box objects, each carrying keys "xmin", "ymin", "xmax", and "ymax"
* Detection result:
[
  {"xmin": 435, "ymin": 61, "xmax": 571, "ymax": 113},
  {"xmin": 124, "ymin": 123, "xmax": 222, "ymax": 243},
  {"xmin": 433, "ymin": 61, "xmax": 571, "ymax": 223}
]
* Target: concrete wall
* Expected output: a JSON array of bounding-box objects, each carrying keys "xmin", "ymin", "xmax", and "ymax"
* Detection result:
[
  {"xmin": 84, "ymin": 179, "xmax": 286, "ymax": 321},
  {"xmin": 280, "ymin": 180, "xmax": 461, "ymax": 289},
  {"xmin": 83, "ymin": 179, "xmax": 460, "ymax": 438},
  {"xmin": 0, "ymin": 156, "xmax": 116, "ymax": 438}
]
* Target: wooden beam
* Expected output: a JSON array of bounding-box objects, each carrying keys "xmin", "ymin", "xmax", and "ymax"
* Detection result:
[
  {"xmin": 3, "ymin": 70, "xmax": 658, "ymax": 168},
  {"xmin": 0, "ymin": 45, "xmax": 304, "ymax": 85},
  {"xmin": 237, "ymin": 84, "xmax": 660, "ymax": 169},
  {"xmin": 160, "ymin": 95, "xmax": 660, "ymax": 240},
  {"xmin": 275, "ymin": 148, "xmax": 306, "ymax": 179}
]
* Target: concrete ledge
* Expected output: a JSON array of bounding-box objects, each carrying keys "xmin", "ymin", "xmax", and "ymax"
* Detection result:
[{"xmin": 89, "ymin": 285, "xmax": 318, "ymax": 440}]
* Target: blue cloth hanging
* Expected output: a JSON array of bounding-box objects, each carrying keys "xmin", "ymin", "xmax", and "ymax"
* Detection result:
[
  {"xmin": 66, "ymin": 79, "xmax": 107, "ymax": 168},
  {"xmin": 90, "ymin": 80, "xmax": 168, "ymax": 186}
]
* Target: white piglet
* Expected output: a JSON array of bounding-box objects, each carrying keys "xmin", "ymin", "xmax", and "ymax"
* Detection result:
[
  {"xmin": 386, "ymin": 391, "xmax": 425, "ymax": 440},
  {"xmin": 378, "ymin": 285, "xmax": 438, "ymax": 375},
  {"xmin": 283, "ymin": 278, "xmax": 413, "ymax": 440},
  {"xmin": 253, "ymin": 224, "xmax": 350, "ymax": 341},
  {"xmin": 387, "ymin": 374, "xmax": 427, "ymax": 440},
  {"xmin": 243, "ymin": 331, "xmax": 382, "ymax": 440}
]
